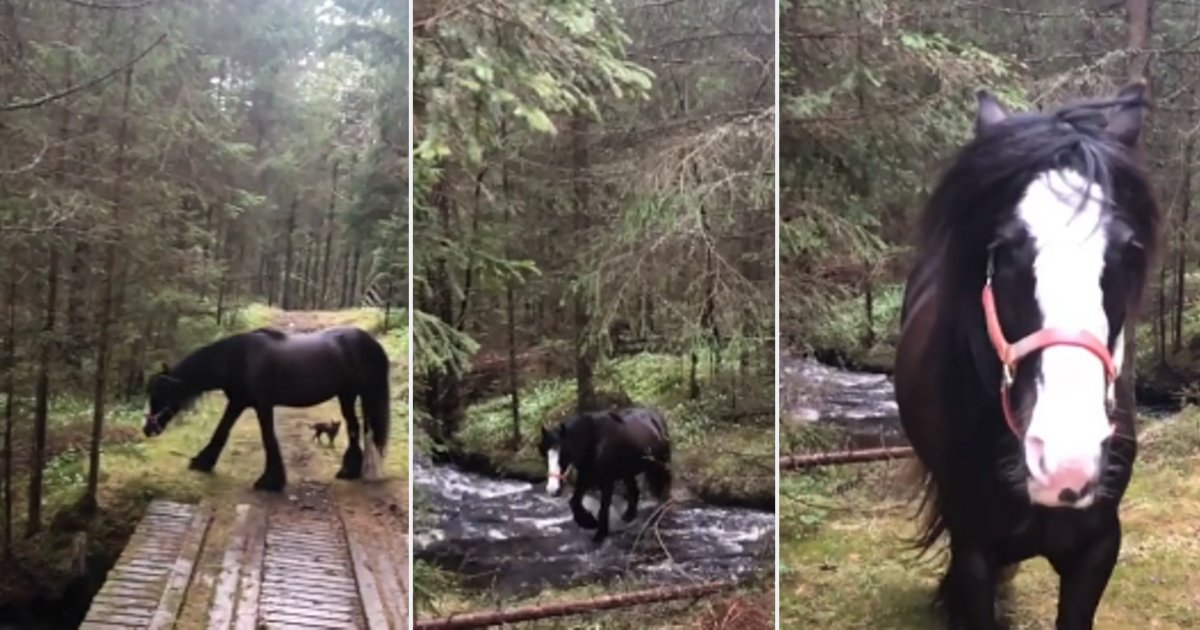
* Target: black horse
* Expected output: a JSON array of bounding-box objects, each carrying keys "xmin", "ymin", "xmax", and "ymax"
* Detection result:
[
  {"xmin": 143, "ymin": 326, "xmax": 391, "ymax": 492},
  {"xmin": 894, "ymin": 84, "xmax": 1158, "ymax": 629},
  {"xmin": 539, "ymin": 407, "xmax": 672, "ymax": 543}
]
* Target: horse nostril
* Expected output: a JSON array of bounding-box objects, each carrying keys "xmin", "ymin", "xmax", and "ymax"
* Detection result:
[{"xmin": 1057, "ymin": 481, "xmax": 1094, "ymax": 505}]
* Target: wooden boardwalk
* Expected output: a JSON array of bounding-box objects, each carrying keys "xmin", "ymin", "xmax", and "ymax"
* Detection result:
[{"xmin": 82, "ymin": 499, "xmax": 407, "ymax": 629}]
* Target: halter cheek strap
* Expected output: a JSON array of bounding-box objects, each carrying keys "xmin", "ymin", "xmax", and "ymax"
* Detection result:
[{"xmin": 981, "ymin": 267, "xmax": 1117, "ymax": 438}]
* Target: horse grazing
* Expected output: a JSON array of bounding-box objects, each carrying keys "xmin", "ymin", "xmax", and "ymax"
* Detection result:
[
  {"xmin": 895, "ymin": 84, "xmax": 1158, "ymax": 629},
  {"xmin": 143, "ymin": 326, "xmax": 391, "ymax": 492},
  {"xmin": 539, "ymin": 407, "xmax": 672, "ymax": 543}
]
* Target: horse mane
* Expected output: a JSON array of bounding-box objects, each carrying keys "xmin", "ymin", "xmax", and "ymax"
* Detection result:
[
  {"xmin": 161, "ymin": 335, "xmax": 235, "ymax": 411},
  {"xmin": 904, "ymin": 92, "xmax": 1161, "ymax": 555},
  {"xmin": 252, "ymin": 327, "xmax": 288, "ymax": 340}
]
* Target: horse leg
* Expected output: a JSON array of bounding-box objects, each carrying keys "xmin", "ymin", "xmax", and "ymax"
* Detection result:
[
  {"xmin": 621, "ymin": 476, "xmax": 639, "ymax": 522},
  {"xmin": 252, "ymin": 406, "xmax": 287, "ymax": 492},
  {"xmin": 939, "ymin": 543, "xmax": 998, "ymax": 630},
  {"xmin": 1052, "ymin": 520, "xmax": 1121, "ymax": 630},
  {"xmin": 189, "ymin": 400, "xmax": 246, "ymax": 472},
  {"xmin": 569, "ymin": 472, "xmax": 599, "ymax": 530},
  {"xmin": 336, "ymin": 394, "xmax": 363, "ymax": 479},
  {"xmin": 594, "ymin": 478, "xmax": 615, "ymax": 544}
]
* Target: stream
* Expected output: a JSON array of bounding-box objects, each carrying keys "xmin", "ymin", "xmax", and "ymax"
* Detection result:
[{"xmin": 413, "ymin": 457, "xmax": 774, "ymax": 596}]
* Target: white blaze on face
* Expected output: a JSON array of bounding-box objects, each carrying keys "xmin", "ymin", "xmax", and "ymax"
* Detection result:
[
  {"xmin": 1017, "ymin": 169, "xmax": 1112, "ymax": 508},
  {"xmin": 545, "ymin": 448, "xmax": 562, "ymax": 495}
]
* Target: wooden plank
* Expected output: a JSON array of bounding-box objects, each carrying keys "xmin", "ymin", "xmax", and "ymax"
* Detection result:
[
  {"xmin": 84, "ymin": 501, "xmax": 202, "ymax": 627},
  {"xmin": 259, "ymin": 595, "xmax": 360, "ymax": 614},
  {"xmin": 345, "ymin": 521, "xmax": 389, "ymax": 630},
  {"xmin": 373, "ymin": 545, "xmax": 407, "ymax": 627},
  {"xmin": 233, "ymin": 503, "xmax": 267, "ymax": 630},
  {"xmin": 91, "ymin": 593, "xmax": 162, "ymax": 607},
  {"xmin": 81, "ymin": 612, "xmax": 162, "ymax": 627},
  {"xmin": 149, "ymin": 505, "xmax": 212, "ymax": 630},
  {"xmin": 260, "ymin": 512, "xmax": 363, "ymax": 629},
  {"xmin": 259, "ymin": 611, "xmax": 353, "ymax": 629},
  {"xmin": 208, "ymin": 504, "xmax": 256, "ymax": 630}
]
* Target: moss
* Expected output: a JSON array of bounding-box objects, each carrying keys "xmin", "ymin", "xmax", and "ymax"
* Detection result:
[{"xmin": 779, "ymin": 407, "xmax": 1200, "ymax": 628}]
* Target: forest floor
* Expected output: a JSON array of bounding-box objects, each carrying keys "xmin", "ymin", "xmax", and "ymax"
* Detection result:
[
  {"xmin": 780, "ymin": 408, "xmax": 1200, "ymax": 629},
  {"xmin": 0, "ymin": 306, "xmax": 408, "ymax": 626}
]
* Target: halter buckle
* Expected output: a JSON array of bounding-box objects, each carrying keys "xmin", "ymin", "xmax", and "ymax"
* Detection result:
[{"xmin": 1001, "ymin": 363, "xmax": 1014, "ymax": 388}]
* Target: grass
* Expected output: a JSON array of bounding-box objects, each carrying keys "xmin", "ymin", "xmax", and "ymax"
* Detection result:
[
  {"xmin": 445, "ymin": 352, "xmax": 773, "ymax": 505},
  {"xmin": 780, "ymin": 407, "xmax": 1200, "ymax": 628},
  {"xmin": 415, "ymin": 559, "xmax": 774, "ymax": 628}
]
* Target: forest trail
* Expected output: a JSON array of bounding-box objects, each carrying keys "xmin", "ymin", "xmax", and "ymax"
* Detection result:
[{"xmin": 83, "ymin": 310, "xmax": 408, "ymax": 629}]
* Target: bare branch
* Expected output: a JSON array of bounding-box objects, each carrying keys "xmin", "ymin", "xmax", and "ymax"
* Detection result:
[{"xmin": 0, "ymin": 33, "xmax": 166, "ymax": 113}]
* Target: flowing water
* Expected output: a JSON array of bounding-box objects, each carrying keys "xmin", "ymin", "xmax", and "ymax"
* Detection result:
[
  {"xmin": 413, "ymin": 457, "xmax": 774, "ymax": 596},
  {"xmin": 779, "ymin": 356, "xmax": 904, "ymax": 445}
]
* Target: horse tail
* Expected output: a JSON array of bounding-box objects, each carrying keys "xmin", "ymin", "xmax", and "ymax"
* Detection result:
[
  {"xmin": 360, "ymin": 335, "xmax": 391, "ymax": 481},
  {"xmin": 905, "ymin": 459, "xmax": 945, "ymax": 556}
]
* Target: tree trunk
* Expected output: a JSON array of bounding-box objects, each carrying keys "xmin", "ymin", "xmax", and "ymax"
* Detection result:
[
  {"xmin": 1173, "ymin": 128, "xmax": 1192, "ymax": 353},
  {"xmin": 348, "ymin": 245, "xmax": 361, "ymax": 306},
  {"xmin": 432, "ymin": 178, "xmax": 463, "ymax": 439},
  {"xmin": 501, "ymin": 120, "xmax": 521, "ymax": 448},
  {"xmin": 1125, "ymin": 0, "xmax": 1153, "ymax": 83},
  {"xmin": 571, "ymin": 113, "xmax": 595, "ymax": 412},
  {"xmin": 3, "ymin": 272, "xmax": 16, "ymax": 558},
  {"xmin": 281, "ymin": 195, "xmax": 298, "ymax": 310},
  {"xmin": 29, "ymin": 5, "xmax": 77, "ymax": 536},
  {"xmin": 85, "ymin": 15, "xmax": 140, "ymax": 511},
  {"xmin": 320, "ymin": 161, "xmax": 339, "ymax": 309}
]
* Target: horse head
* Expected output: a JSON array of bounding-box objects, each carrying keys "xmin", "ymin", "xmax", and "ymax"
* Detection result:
[
  {"xmin": 144, "ymin": 364, "xmax": 187, "ymax": 437},
  {"xmin": 927, "ymin": 83, "xmax": 1158, "ymax": 509},
  {"xmin": 538, "ymin": 424, "xmax": 569, "ymax": 497}
]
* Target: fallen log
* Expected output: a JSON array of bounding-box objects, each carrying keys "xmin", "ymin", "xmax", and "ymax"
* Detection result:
[
  {"xmin": 413, "ymin": 580, "xmax": 735, "ymax": 629},
  {"xmin": 779, "ymin": 446, "xmax": 914, "ymax": 471}
]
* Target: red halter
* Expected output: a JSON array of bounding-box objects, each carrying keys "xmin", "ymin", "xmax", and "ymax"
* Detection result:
[{"xmin": 981, "ymin": 262, "xmax": 1117, "ymax": 438}]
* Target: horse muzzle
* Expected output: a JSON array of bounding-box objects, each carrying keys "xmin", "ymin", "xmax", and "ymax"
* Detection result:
[{"xmin": 143, "ymin": 414, "xmax": 162, "ymax": 437}]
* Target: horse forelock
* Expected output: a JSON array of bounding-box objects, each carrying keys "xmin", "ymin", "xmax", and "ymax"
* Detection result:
[{"xmin": 914, "ymin": 101, "xmax": 1159, "ymax": 299}]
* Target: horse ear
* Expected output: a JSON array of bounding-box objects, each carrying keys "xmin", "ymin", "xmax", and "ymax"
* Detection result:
[
  {"xmin": 1107, "ymin": 81, "xmax": 1149, "ymax": 148},
  {"xmin": 975, "ymin": 89, "xmax": 1009, "ymax": 134}
]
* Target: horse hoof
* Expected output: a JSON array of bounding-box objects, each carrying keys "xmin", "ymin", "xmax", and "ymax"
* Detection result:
[
  {"xmin": 253, "ymin": 476, "xmax": 286, "ymax": 492},
  {"xmin": 592, "ymin": 532, "xmax": 607, "ymax": 544},
  {"xmin": 336, "ymin": 467, "xmax": 360, "ymax": 480},
  {"xmin": 621, "ymin": 511, "xmax": 637, "ymax": 523},
  {"xmin": 189, "ymin": 457, "xmax": 215, "ymax": 473}
]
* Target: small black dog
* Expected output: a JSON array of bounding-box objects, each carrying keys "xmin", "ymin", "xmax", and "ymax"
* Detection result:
[{"xmin": 311, "ymin": 420, "xmax": 341, "ymax": 445}]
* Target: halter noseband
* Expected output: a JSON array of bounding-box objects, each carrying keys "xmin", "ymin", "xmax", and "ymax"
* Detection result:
[
  {"xmin": 144, "ymin": 408, "xmax": 170, "ymax": 434},
  {"xmin": 981, "ymin": 253, "xmax": 1117, "ymax": 438}
]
